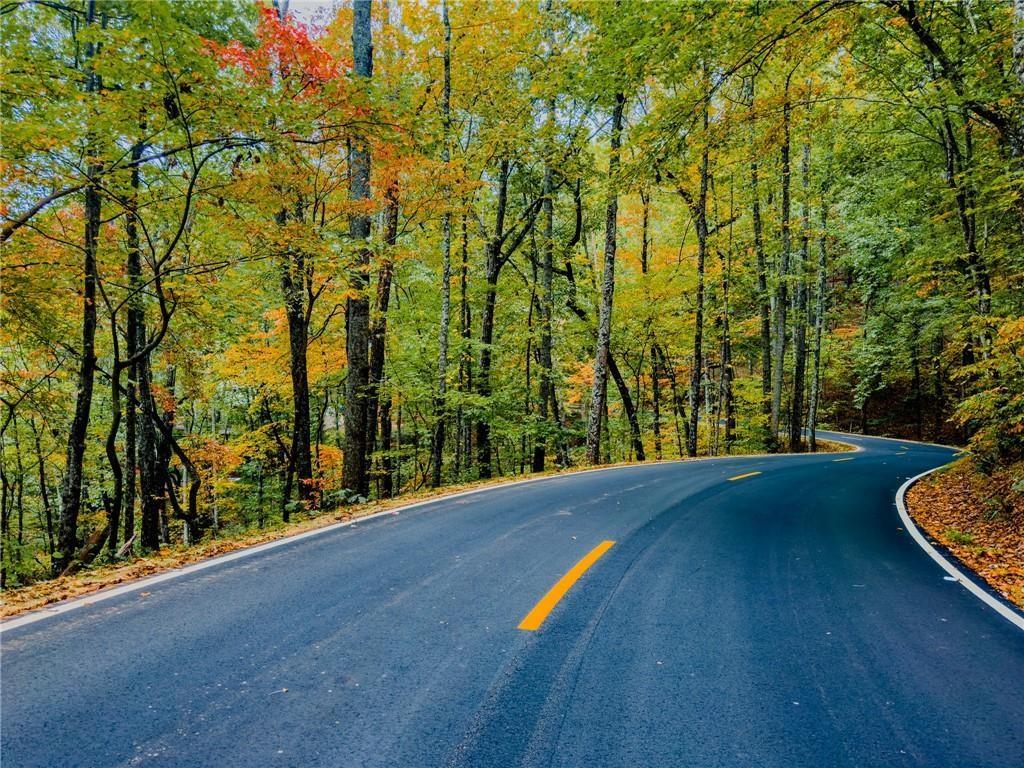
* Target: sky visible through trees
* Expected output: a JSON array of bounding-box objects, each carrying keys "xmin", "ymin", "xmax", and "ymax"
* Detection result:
[{"xmin": 1, "ymin": 0, "xmax": 1022, "ymax": 587}]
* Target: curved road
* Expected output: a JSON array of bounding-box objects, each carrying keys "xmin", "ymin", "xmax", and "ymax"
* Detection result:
[{"xmin": 3, "ymin": 433, "xmax": 1023, "ymax": 767}]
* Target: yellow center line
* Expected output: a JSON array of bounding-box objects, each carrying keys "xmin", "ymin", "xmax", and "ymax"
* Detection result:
[
  {"xmin": 518, "ymin": 540, "xmax": 615, "ymax": 631},
  {"xmin": 832, "ymin": 457, "xmax": 855, "ymax": 462},
  {"xmin": 728, "ymin": 471, "xmax": 762, "ymax": 481}
]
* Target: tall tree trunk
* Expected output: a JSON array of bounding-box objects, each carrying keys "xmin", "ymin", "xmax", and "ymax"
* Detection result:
[
  {"xmin": 121, "ymin": 139, "xmax": 144, "ymax": 551},
  {"xmin": 911, "ymin": 320, "xmax": 923, "ymax": 440},
  {"xmin": 368, "ymin": 186, "xmax": 397, "ymax": 480},
  {"xmin": 807, "ymin": 192, "xmax": 829, "ymax": 453},
  {"xmin": 721, "ymin": 191, "xmax": 735, "ymax": 454},
  {"xmin": 379, "ymin": 390, "xmax": 394, "ymax": 498},
  {"xmin": 458, "ymin": 213, "xmax": 473, "ymax": 474},
  {"xmin": 931, "ymin": 333, "xmax": 945, "ymax": 441},
  {"xmin": 533, "ymin": 1, "xmax": 557, "ymax": 474},
  {"xmin": 137, "ymin": 341, "xmax": 161, "ymax": 550},
  {"xmin": 651, "ymin": 344, "xmax": 663, "ymax": 459},
  {"xmin": 431, "ymin": 0, "xmax": 453, "ymax": 487},
  {"xmin": 939, "ymin": 114, "xmax": 991, "ymax": 321},
  {"xmin": 641, "ymin": 199, "xmax": 663, "ymax": 460},
  {"xmin": 343, "ymin": 0, "xmax": 374, "ymax": 499},
  {"xmin": 55, "ymin": 0, "xmax": 102, "ymax": 575},
  {"xmin": 532, "ymin": 136, "xmax": 556, "ymax": 473},
  {"xmin": 686, "ymin": 95, "xmax": 710, "ymax": 458},
  {"xmin": 104, "ymin": 327, "xmax": 123, "ymax": 553},
  {"xmin": 584, "ymin": 92, "xmax": 625, "ymax": 465},
  {"xmin": 280, "ymin": 231, "xmax": 313, "ymax": 512},
  {"xmin": 789, "ymin": 140, "xmax": 810, "ymax": 452},
  {"xmin": 770, "ymin": 76, "xmax": 793, "ymax": 449},
  {"xmin": 153, "ymin": 366, "xmax": 176, "ymax": 545},
  {"xmin": 748, "ymin": 78, "xmax": 772, "ymax": 417},
  {"xmin": 475, "ymin": 240, "xmax": 500, "ymax": 478},
  {"xmin": 476, "ymin": 160, "xmax": 510, "ymax": 479}
]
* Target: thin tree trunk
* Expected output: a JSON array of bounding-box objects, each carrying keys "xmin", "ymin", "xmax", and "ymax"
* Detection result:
[
  {"xmin": 458, "ymin": 213, "xmax": 472, "ymax": 474},
  {"xmin": 686, "ymin": 94, "xmax": 710, "ymax": 458},
  {"xmin": 808, "ymin": 192, "xmax": 829, "ymax": 452},
  {"xmin": 343, "ymin": 0, "xmax": 374, "ymax": 498},
  {"xmin": 533, "ymin": 2, "xmax": 557, "ymax": 474},
  {"xmin": 32, "ymin": 423, "xmax": 54, "ymax": 555},
  {"xmin": 654, "ymin": 344, "xmax": 688, "ymax": 457},
  {"xmin": 476, "ymin": 160, "xmax": 511, "ymax": 479},
  {"xmin": 608, "ymin": 354, "xmax": 644, "ymax": 461},
  {"xmin": 137, "ymin": 342, "xmax": 160, "ymax": 550},
  {"xmin": 380, "ymin": 389, "xmax": 394, "ymax": 497},
  {"xmin": 651, "ymin": 344, "xmax": 663, "ymax": 459},
  {"xmin": 641, "ymin": 200, "xmax": 663, "ymax": 460},
  {"xmin": 585, "ymin": 92, "xmax": 625, "ymax": 465},
  {"xmin": 431, "ymin": 0, "xmax": 453, "ymax": 487},
  {"xmin": 748, "ymin": 78, "xmax": 772, "ymax": 418},
  {"xmin": 721, "ymin": 181, "xmax": 736, "ymax": 453},
  {"xmin": 368, "ymin": 188, "xmax": 397, "ymax": 481},
  {"xmin": 104, "ymin": 326, "xmax": 123, "ymax": 553},
  {"xmin": 789, "ymin": 140, "xmax": 810, "ymax": 452},
  {"xmin": 55, "ymin": 0, "xmax": 102, "ymax": 575},
  {"xmin": 280, "ymin": 233, "xmax": 313, "ymax": 510},
  {"xmin": 122, "ymin": 139, "xmax": 143, "ymax": 551},
  {"xmin": 939, "ymin": 115, "xmax": 991, "ymax": 320},
  {"xmin": 153, "ymin": 366, "xmax": 176, "ymax": 545},
  {"xmin": 770, "ymin": 76, "xmax": 793, "ymax": 449}
]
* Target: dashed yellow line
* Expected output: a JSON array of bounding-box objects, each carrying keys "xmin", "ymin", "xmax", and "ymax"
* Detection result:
[
  {"xmin": 728, "ymin": 471, "xmax": 762, "ymax": 481},
  {"xmin": 518, "ymin": 540, "xmax": 615, "ymax": 631}
]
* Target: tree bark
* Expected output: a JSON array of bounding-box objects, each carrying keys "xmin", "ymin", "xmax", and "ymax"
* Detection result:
[
  {"xmin": 343, "ymin": 0, "xmax": 374, "ymax": 498},
  {"xmin": 789, "ymin": 140, "xmax": 810, "ymax": 452},
  {"xmin": 720, "ymin": 188, "xmax": 735, "ymax": 454},
  {"xmin": 585, "ymin": 92, "xmax": 625, "ymax": 465},
  {"xmin": 32, "ymin": 423, "xmax": 54, "ymax": 555},
  {"xmin": 608, "ymin": 355, "xmax": 645, "ymax": 461},
  {"xmin": 431, "ymin": 0, "xmax": 453, "ymax": 487},
  {"xmin": 279, "ymin": 219, "xmax": 313, "ymax": 512},
  {"xmin": 807, "ymin": 191, "xmax": 829, "ymax": 453},
  {"xmin": 136, "ymin": 336, "xmax": 161, "ymax": 550},
  {"xmin": 686, "ymin": 108, "xmax": 710, "ymax": 459},
  {"xmin": 472, "ymin": 173, "xmax": 545, "ymax": 477},
  {"xmin": 476, "ymin": 160, "xmax": 509, "ymax": 479},
  {"xmin": 458, "ymin": 213, "xmax": 472, "ymax": 474},
  {"xmin": 747, "ymin": 79, "xmax": 772, "ymax": 415},
  {"xmin": 55, "ymin": 0, "xmax": 102, "ymax": 575},
  {"xmin": 368, "ymin": 186, "xmax": 397, "ymax": 480},
  {"xmin": 533, "ymin": 0, "xmax": 557, "ymax": 474},
  {"xmin": 770, "ymin": 76, "xmax": 793, "ymax": 449}
]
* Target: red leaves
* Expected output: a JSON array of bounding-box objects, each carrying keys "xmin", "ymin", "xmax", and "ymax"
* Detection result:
[{"xmin": 212, "ymin": 6, "xmax": 348, "ymax": 95}]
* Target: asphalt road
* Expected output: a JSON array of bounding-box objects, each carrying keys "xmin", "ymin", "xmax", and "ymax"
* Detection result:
[{"xmin": 3, "ymin": 432, "xmax": 1023, "ymax": 767}]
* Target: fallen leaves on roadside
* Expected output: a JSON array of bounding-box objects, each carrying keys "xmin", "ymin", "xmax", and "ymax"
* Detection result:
[{"xmin": 906, "ymin": 458, "xmax": 1024, "ymax": 609}]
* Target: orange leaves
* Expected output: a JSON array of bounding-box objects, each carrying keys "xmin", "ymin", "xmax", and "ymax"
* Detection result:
[{"xmin": 212, "ymin": 6, "xmax": 346, "ymax": 96}]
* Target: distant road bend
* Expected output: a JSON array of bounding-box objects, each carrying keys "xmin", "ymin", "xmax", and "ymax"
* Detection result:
[{"xmin": 3, "ymin": 431, "xmax": 1023, "ymax": 767}]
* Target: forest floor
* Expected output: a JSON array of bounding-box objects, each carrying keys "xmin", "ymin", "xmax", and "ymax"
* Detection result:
[
  {"xmin": 0, "ymin": 439, "xmax": 853, "ymax": 619},
  {"xmin": 906, "ymin": 457, "xmax": 1024, "ymax": 610}
]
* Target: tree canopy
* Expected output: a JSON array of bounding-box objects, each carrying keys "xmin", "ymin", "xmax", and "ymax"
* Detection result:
[{"xmin": 2, "ymin": 0, "xmax": 1022, "ymax": 586}]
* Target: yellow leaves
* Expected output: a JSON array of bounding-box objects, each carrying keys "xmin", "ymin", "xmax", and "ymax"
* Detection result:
[
  {"xmin": 214, "ymin": 307, "xmax": 346, "ymax": 397},
  {"xmin": 564, "ymin": 361, "xmax": 593, "ymax": 407}
]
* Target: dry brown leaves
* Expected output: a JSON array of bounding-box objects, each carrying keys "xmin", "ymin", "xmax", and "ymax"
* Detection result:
[{"xmin": 906, "ymin": 458, "xmax": 1024, "ymax": 609}]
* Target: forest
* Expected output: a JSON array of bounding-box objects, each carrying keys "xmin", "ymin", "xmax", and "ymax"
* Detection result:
[{"xmin": 2, "ymin": 0, "xmax": 1022, "ymax": 589}]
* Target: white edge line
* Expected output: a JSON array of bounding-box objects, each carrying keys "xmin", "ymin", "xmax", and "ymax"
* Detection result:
[
  {"xmin": 1, "ymin": 433, "xmax": 870, "ymax": 634},
  {"xmin": 896, "ymin": 466, "xmax": 1024, "ymax": 632}
]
